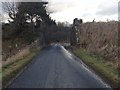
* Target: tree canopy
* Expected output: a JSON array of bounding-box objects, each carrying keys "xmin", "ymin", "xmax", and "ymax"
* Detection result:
[{"xmin": 2, "ymin": 2, "xmax": 56, "ymax": 43}]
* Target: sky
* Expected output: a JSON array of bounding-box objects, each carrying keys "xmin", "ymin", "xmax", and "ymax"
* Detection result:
[
  {"xmin": 46, "ymin": 0, "xmax": 119, "ymax": 23},
  {"xmin": 0, "ymin": 0, "xmax": 119, "ymax": 23}
]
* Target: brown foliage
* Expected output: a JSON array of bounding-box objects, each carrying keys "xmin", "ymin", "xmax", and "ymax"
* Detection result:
[{"xmin": 78, "ymin": 21, "xmax": 118, "ymax": 62}]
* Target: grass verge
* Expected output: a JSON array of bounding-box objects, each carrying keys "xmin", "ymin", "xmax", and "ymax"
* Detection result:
[
  {"xmin": 2, "ymin": 47, "xmax": 39, "ymax": 87},
  {"xmin": 74, "ymin": 48, "xmax": 119, "ymax": 88}
]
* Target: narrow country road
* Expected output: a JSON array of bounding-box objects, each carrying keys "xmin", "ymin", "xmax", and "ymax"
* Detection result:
[{"xmin": 8, "ymin": 44, "xmax": 111, "ymax": 88}]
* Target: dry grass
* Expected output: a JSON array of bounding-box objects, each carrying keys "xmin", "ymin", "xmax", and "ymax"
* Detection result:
[
  {"xmin": 2, "ymin": 47, "xmax": 30, "ymax": 66},
  {"xmin": 2, "ymin": 46, "xmax": 39, "ymax": 87},
  {"xmin": 74, "ymin": 48, "xmax": 119, "ymax": 88},
  {"xmin": 78, "ymin": 21, "xmax": 118, "ymax": 68},
  {"xmin": 2, "ymin": 38, "xmax": 27, "ymax": 61}
]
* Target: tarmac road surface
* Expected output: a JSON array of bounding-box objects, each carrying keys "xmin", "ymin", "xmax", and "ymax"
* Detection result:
[{"xmin": 8, "ymin": 44, "xmax": 111, "ymax": 88}]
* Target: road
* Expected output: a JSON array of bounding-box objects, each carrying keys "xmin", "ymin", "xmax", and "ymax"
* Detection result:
[{"xmin": 8, "ymin": 44, "xmax": 111, "ymax": 88}]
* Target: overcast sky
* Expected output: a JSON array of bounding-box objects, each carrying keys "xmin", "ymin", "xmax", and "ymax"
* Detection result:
[
  {"xmin": 46, "ymin": 0, "xmax": 119, "ymax": 23},
  {"xmin": 1, "ymin": 0, "xmax": 119, "ymax": 23}
]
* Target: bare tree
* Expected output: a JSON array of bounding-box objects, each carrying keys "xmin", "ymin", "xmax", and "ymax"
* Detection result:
[{"xmin": 2, "ymin": 2, "xmax": 19, "ymax": 21}]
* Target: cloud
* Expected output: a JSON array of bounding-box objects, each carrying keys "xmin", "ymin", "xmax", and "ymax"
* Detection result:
[
  {"xmin": 82, "ymin": 13, "xmax": 92, "ymax": 17},
  {"xmin": 46, "ymin": 0, "xmax": 78, "ymax": 13},
  {"xmin": 118, "ymin": 1, "xmax": 120, "ymax": 20},
  {"xmin": 96, "ymin": 1, "xmax": 118, "ymax": 16},
  {"xmin": 1, "ymin": 0, "xmax": 119, "ymax": 23}
]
